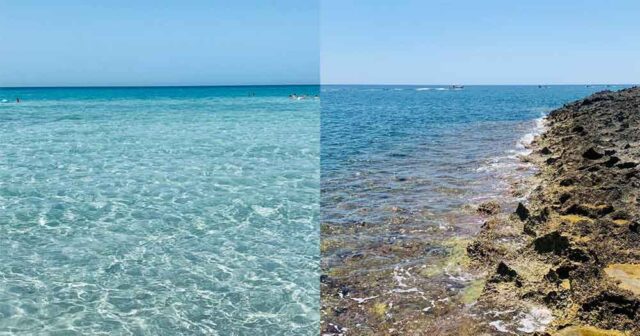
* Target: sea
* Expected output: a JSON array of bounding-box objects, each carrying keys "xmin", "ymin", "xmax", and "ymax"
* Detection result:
[
  {"xmin": 0, "ymin": 85, "xmax": 319, "ymax": 335},
  {"xmin": 320, "ymin": 84, "xmax": 630, "ymax": 334}
]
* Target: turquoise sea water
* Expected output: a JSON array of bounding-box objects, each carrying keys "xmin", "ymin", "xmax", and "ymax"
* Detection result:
[
  {"xmin": 320, "ymin": 85, "xmax": 631, "ymax": 333},
  {"xmin": 0, "ymin": 86, "xmax": 319, "ymax": 335}
]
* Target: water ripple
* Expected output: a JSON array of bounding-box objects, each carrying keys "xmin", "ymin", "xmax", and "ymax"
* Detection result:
[{"xmin": 0, "ymin": 86, "xmax": 319, "ymax": 335}]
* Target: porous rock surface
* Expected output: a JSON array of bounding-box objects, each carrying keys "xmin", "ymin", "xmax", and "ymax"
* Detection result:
[{"xmin": 469, "ymin": 87, "xmax": 640, "ymax": 335}]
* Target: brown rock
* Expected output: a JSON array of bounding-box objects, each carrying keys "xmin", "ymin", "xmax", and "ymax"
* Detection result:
[{"xmin": 477, "ymin": 200, "xmax": 501, "ymax": 215}]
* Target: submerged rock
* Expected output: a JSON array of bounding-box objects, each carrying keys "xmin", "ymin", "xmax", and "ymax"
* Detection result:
[
  {"xmin": 477, "ymin": 200, "xmax": 501, "ymax": 215},
  {"xmin": 460, "ymin": 278, "xmax": 485, "ymax": 304}
]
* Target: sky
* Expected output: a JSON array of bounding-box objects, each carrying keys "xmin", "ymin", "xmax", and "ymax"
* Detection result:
[
  {"xmin": 0, "ymin": 1, "xmax": 319, "ymax": 87},
  {"xmin": 321, "ymin": 0, "xmax": 640, "ymax": 85}
]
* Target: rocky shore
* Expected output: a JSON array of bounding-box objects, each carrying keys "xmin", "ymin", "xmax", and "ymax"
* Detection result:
[{"xmin": 469, "ymin": 87, "xmax": 640, "ymax": 335}]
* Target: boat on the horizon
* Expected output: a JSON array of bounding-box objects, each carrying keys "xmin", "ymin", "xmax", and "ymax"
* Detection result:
[{"xmin": 451, "ymin": 85, "xmax": 464, "ymax": 90}]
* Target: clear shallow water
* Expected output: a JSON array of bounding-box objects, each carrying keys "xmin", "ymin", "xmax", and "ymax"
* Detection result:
[
  {"xmin": 320, "ymin": 85, "xmax": 630, "ymax": 333},
  {"xmin": 0, "ymin": 86, "xmax": 319, "ymax": 335}
]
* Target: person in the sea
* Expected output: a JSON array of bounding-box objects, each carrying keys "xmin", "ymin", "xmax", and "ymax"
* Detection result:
[{"xmin": 16, "ymin": 97, "xmax": 20, "ymax": 103}]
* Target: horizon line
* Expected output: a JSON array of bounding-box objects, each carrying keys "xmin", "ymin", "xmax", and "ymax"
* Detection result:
[
  {"xmin": 320, "ymin": 83, "xmax": 638, "ymax": 86},
  {"xmin": 0, "ymin": 83, "xmax": 320, "ymax": 89},
  {"xmin": 2, "ymin": 83, "xmax": 637, "ymax": 89}
]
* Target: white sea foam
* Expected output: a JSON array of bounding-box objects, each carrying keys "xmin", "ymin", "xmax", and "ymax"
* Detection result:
[
  {"xmin": 417, "ymin": 87, "xmax": 449, "ymax": 91},
  {"xmin": 252, "ymin": 205, "xmax": 277, "ymax": 217},
  {"xmin": 475, "ymin": 156, "xmax": 521, "ymax": 173},
  {"xmin": 351, "ymin": 296, "xmax": 379, "ymax": 304},
  {"xmin": 516, "ymin": 115, "xmax": 547, "ymax": 153},
  {"xmin": 516, "ymin": 306, "xmax": 553, "ymax": 333},
  {"xmin": 489, "ymin": 320, "xmax": 511, "ymax": 333},
  {"xmin": 416, "ymin": 87, "xmax": 451, "ymax": 91},
  {"xmin": 390, "ymin": 287, "xmax": 420, "ymax": 294},
  {"xmin": 478, "ymin": 113, "xmax": 548, "ymax": 175}
]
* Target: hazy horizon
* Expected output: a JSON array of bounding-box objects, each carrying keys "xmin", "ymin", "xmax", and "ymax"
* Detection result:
[
  {"xmin": 321, "ymin": 0, "xmax": 640, "ymax": 85},
  {"xmin": 4, "ymin": 1, "xmax": 639, "ymax": 87},
  {"xmin": 2, "ymin": 83, "xmax": 635, "ymax": 89},
  {"xmin": 0, "ymin": 1, "xmax": 319, "ymax": 87},
  {"xmin": 0, "ymin": 83, "xmax": 320, "ymax": 89},
  {"xmin": 319, "ymin": 83, "xmax": 638, "ymax": 86}
]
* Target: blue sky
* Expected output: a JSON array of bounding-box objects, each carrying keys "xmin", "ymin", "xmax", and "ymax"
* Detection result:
[
  {"xmin": 0, "ymin": 1, "xmax": 319, "ymax": 87},
  {"xmin": 321, "ymin": 0, "xmax": 640, "ymax": 85}
]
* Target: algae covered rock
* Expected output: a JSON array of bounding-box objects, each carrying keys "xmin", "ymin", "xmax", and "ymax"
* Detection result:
[{"xmin": 477, "ymin": 200, "xmax": 501, "ymax": 215}]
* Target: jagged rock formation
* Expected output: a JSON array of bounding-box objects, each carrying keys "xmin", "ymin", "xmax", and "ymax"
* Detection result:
[{"xmin": 470, "ymin": 87, "xmax": 640, "ymax": 335}]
